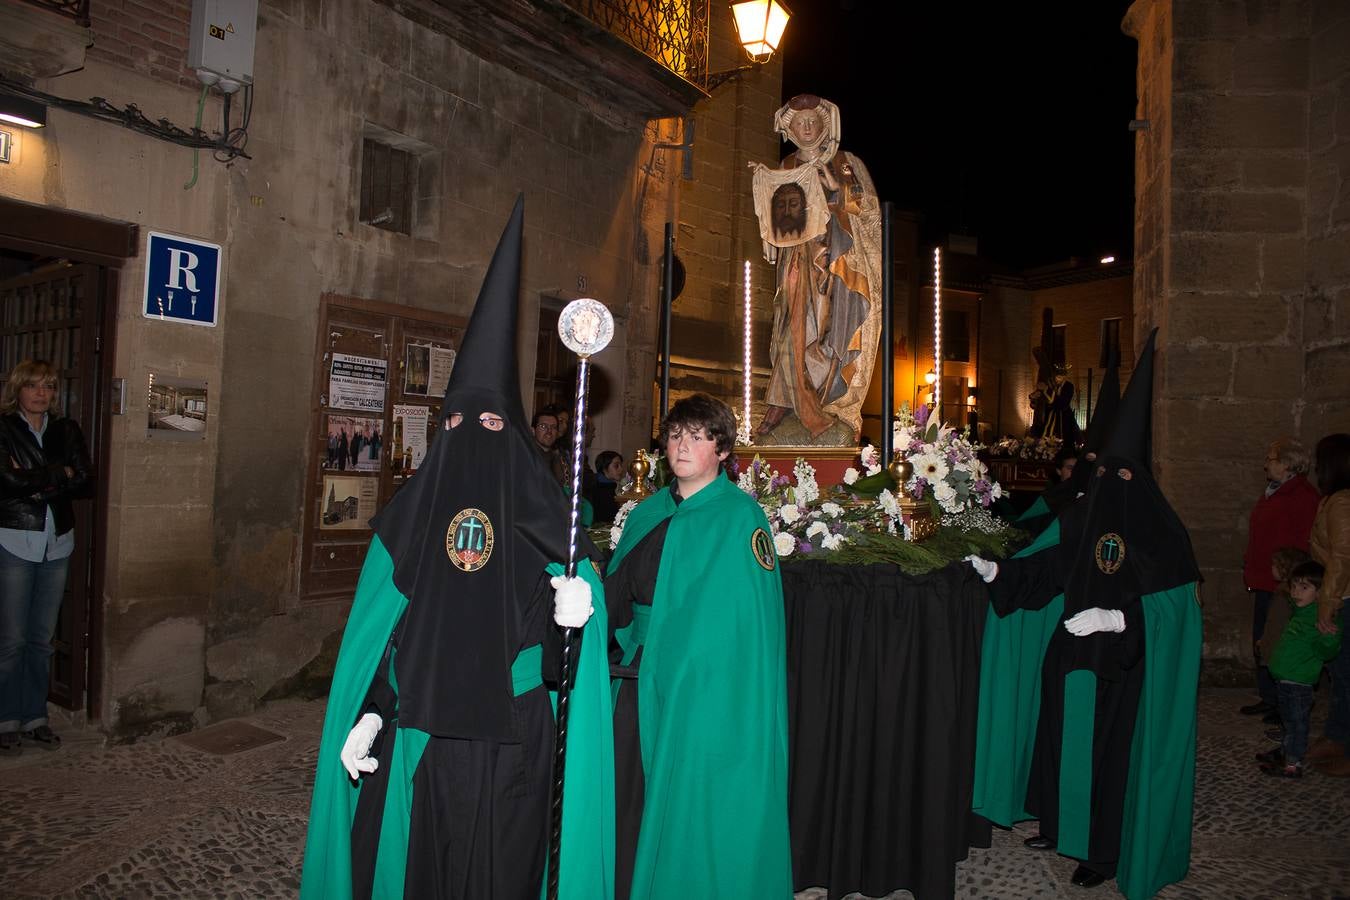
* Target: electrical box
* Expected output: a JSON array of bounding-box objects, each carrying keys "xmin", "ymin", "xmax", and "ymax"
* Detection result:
[{"xmin": 187, "ymin": 0, "xmax": 258, "ymax": 93}]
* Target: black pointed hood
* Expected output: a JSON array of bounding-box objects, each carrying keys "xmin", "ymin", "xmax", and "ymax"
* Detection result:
[
  {"xmin": 1063, "ymin": 342, "xmax": 1123, "ymax": 498},
  {"xmin": 1101, "ymin": 327, "xmax": 1157, "ymax": 471},
  {"xmin": 1056, "ymin": 324, "xmax": 1198, "ymax": 643},
  {"xmin": 369, "ymin": 196, "xmax": 583, "ymax": 742},
  {"xmin": 442, "ymin": 195, "xmax": 526, "ymax": 429}
]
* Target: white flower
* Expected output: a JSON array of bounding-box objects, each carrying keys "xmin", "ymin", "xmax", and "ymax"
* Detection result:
[
  {"xmin": 843, "ymin": 467, "xmax": 860, "ymax": 485},
  {"xmin": 821, "ymin": 501, "xmax": 843, "ymax": 519},
  {"xmin": 774, "ymin": 531, "xmax": 796, "ymax": 557},
  {"xmin": 912, "ymin": 452, "xmax": 949, "ymax": 484},
  {"xmin": 865, "ymin": 460, "xmax": 882, "ymax": 477},
  {"xmin": 878, "ymin": 488, "xmax": 901, "ymax": 518},
  {"xmin": 934, "ymin": 480, "xmax": 957, "ymax": 505},
  {"xmin": 806, "ymin": 520, "xmax": 830, "ymax": 540},
  {"xmin": 779, "ymin": 503, "xmax": 801, "ymax": 524},
  {"xmin": 793, "ymin": 459, "xmax": 820, "ymax": 504},
  {"xmin": 992, "ymin": 482, "xmax": 1004, "ymax": 500},
  {"xmin": 737, "ymin": 470, "xmax": 756, "ymax": 493},
  {"xmin": 821, "ymin": 533, "xmax": 845, "ymax": 550},
  {"xmin": 609, "ymin": 500, "xmax": 639, "ymax": 548}
]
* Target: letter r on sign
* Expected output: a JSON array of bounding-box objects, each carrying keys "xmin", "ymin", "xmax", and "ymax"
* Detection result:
[{"xmin": 166, "ymin": 248, "xmax": 200, "ymax": 292}]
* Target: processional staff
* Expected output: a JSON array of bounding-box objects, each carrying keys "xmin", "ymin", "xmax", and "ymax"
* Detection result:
[{"xmin": 547, "ymin": 297, "xmax": 615, "ymax": 900}]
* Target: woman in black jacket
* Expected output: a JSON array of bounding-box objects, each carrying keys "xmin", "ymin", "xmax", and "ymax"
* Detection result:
[{"xmin": 0, "ymin": 360, "xmax": 93, "ymax": 755}]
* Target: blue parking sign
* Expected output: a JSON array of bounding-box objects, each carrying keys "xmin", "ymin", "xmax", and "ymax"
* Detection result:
[{"xmin": 143, "ymin": 231, "xmax": 222, "ymax": 327}]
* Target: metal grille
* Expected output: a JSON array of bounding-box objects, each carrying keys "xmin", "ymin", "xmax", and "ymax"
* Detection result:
[
  {"xmin": 17, "ymin": 0, "xmax": 91, "ymax": 27},
  {"xmin": 561, "ymin": 0, "xmax": 710, "ymax": 88},
  {"xmin": 360, "ymin": 138, "xmax": 414, "ymax": 236}
]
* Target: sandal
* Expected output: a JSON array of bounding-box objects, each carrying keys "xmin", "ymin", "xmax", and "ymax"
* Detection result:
[
  {"xmin": 20, "ymin": 725, "xmax": 60, "ymax": 750},
  {"xmin": 0, "ymin": 732, "xmax": 20, "ymax": 755}
]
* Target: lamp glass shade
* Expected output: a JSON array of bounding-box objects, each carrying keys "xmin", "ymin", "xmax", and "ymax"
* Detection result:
[{"xmin": 731, "ymin": 0, "xmax": 791, "ymax": 60}]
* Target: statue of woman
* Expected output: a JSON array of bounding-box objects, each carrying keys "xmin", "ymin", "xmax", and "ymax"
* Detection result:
[{"xmin": 750, "ymin": 95, "xmax": 882, "ymax": 443}]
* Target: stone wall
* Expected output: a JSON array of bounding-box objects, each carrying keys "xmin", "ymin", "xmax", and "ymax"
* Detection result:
[
  {"xmin": 1305, "ymin": 4, "xmax": 1350, "ymax": 440},
  {"xmin": 2, "ymin": 0, "xmax": 684, "ymax": 731},
  {"xmin": 1125, "ymin": 0, "xmax": 1350, "ymax": 676}
]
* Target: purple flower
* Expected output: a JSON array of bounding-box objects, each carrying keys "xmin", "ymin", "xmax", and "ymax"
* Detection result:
[
  {"xmin": 915, "ymin": 404, "xmax": 930, "ymax": 427},
  {"xmin": 798, "ymin": 539, "xmax": 814, "ymax": 554}
]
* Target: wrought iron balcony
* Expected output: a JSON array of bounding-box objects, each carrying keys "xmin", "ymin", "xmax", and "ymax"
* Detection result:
[
  {"xmin": 16, "ymin": 0, "xmax": 90, "ymax": 27},
  {"xmin": 559, "ymin": 0, "xmax": 709, "ymax": 90}
]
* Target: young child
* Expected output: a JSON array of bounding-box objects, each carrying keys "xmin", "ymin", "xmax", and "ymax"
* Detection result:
[
  {"xmin": 1256, "ymin": 560, "xmax": 1342, "ymax": 777},
  {"xmin": 1258, "ymin": 548, "xmax": 1314, "ymax": 737}
]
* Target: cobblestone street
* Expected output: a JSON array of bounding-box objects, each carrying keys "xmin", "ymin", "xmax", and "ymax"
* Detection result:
[{"xmin": 2, "ymin": 688, "xmax": 1347, "ymax": 899}]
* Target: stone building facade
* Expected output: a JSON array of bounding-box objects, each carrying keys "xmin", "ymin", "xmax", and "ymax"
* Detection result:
[
  {"xmin": 0, "ymin": 0, "xmax": 772, "ymax": 734},
  {"xmin": 1124, "ymin": 0, "xmax": 1350, "ymax": 672}
]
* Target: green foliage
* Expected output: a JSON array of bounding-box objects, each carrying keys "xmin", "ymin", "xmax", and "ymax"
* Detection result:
[{"xmin": 795, "ymin": 523, "xmax": 1028, "ymax": 573}]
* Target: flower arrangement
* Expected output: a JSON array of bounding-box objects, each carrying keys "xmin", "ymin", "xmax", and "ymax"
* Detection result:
[
  {"xmin": 989, "ymin": 434, "xmax": 1063, "ymax": 461},
  {"xmin": 735, "ymin": 456, "xmax": 857, "ymax": 557},
  {"xmin": 603, "ymin": 409, "xmax": 1013, "ymax": 561},
  {"xmin": 890, "ymin": 403, "xmax": 1003, "ymax": 516}
]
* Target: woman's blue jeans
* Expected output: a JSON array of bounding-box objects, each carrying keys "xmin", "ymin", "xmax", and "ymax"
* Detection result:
[{"xmin": 0, "ymin": 545, "xmax": 70, "ymax": 732}]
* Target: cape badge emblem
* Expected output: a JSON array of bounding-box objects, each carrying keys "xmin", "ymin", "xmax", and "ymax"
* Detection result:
[
  {"xmin": 751, "ymin": 527, "xmax": 777, "ymax": 571},
  {"xmin": 1094, "ymin": 532, "xmax": 1125, "ymax": 575},
  {"xmin": 446, "ymin": 508, "xmax": 494, "ymax": 572}
]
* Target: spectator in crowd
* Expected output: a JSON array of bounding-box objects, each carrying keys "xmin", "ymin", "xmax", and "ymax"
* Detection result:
[
  {"xmin": 1240, "ymin": 438, "xmax": 1320, "ymax": 719},
  {"xmin": 1256, "ymin": 560, "xmax": 1341, "ymax": 777},
  {"xmin": 0, "ymin": 360, "xmax": 93, "ymax": 755},
  {"xmin": 588, "ymin": 450, "xmax": 624, "ymax": 523},
  {"xmin": 1307, "ymin": 433, "xmax": 1350, "ymax": 777}
]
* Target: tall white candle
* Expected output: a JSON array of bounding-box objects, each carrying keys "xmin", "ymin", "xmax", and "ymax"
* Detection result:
[
  {"xmin": 742, "ymin": 259, "xmax": 753, "ymax": 444},
  {"xmin": 933, "ymin": 247, "xmax": 942, "ymax": 418}
]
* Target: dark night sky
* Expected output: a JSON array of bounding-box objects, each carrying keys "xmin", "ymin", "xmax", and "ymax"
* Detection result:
[{"xmin": 779, "ymin": 1, "xmax": 1139, "ymax": 270}]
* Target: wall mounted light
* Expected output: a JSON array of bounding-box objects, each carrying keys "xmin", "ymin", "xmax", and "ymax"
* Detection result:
[
  {"xmin": 708, "ymin": 1, "xmax": 793, "ymax": 90},
  {"xmin": 0, "ymin": 95, "xmax": 47, "ymax": 129},
  {"xmin": 731, "ymin": 0, "xmax": 792, "ymax": 60}
]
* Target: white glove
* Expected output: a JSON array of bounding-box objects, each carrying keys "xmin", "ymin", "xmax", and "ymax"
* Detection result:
[
  {"xmin": 964, "ymin": 555, "xmax": 999, "ymax": 583},
  {"xmin": 340, "ymin": 712, "xmax": 383, "ymax": 780},
  {"xmin": 1064, "ymin": 608, "xmax": 1126, "ymax": 636},
  {"xmin": 552, "ymin": 574, "xmax": 594, "ymax": 628}
]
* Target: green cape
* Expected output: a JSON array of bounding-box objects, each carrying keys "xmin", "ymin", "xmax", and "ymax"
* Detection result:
[
  {"xmin": 971, "ymin": 522, "xmax": 1201, "ymax": 900},
  {"xmin": 299, "ymin": 536, "xmax": 615, "ymax": 900},
  {"xmin": 607, "ymin": 476, "xmax": 792, "ymax": 900},
  {"xmin": 1015, "ymin": 495, "xmax": 1051, "ymax": 524}
]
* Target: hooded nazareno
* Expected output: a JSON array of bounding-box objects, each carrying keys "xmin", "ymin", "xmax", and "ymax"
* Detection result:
[
  {"xmin": 371, "ymin": 196, "xmax": 580, "ymax": 742},
  {"xmin": 300, "ymin": 197, "xmax": 614, "ymax": 900},
  {"xmin": 973, "ymin": 328, "xmax": 1203, "ymax": 899}
]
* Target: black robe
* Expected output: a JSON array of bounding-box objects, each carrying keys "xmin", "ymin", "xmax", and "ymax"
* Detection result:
[
  {"xmin": 988, "ymin": 548, "xmax": 1145, "ymax": 876},
  {"xmin": 604, "ymin": 514, "xmax": 674, "ymax": 900}
]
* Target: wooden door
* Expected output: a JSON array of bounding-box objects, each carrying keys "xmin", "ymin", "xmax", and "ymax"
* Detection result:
[{"xmin": 0, "ymin": 262, "xmax": 102, "ymax": 709}]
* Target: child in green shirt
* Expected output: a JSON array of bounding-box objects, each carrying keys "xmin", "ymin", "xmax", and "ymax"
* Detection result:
[{"xmin": 1257, "ymin": 561, "xmax": 1342, "ymax": 777}]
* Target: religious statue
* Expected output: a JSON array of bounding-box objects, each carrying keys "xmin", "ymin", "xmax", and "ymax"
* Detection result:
[
  {"xmin": 1027, "ymin": 380, "xmax": 1048, "ymax": 438},
  {"xmin": 749, "ymin": 94, "xmax": 882, "ymax": 444},
  {"xmin": 1042, "ymin": 369, "xmax": 1080, "ymax": 446}
]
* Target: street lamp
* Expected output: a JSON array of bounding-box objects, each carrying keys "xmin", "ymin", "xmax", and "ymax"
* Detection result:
[
  {"xmin": 707, "ymin": 1, "xmax": 793, "ymax": 90},
  {"xmin": 731, "ymin": 0, "xmax": 792, "ymax": 60}
]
